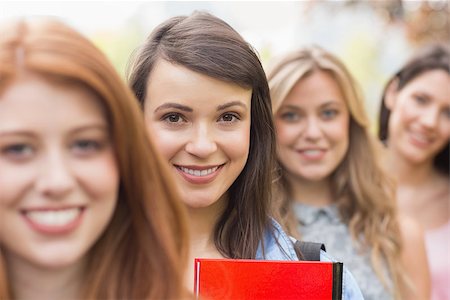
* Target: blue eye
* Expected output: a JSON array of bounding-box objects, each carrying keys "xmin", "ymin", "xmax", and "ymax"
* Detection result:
[
  {"xmin": 280, "ymin": 111, "xmax": 300, "ymax": 122},
  {"xmin": 72, "ymin": 140, "xmax": 103, "ymax": 156},
  {"xmin": 321, "ymin": 109, "xmax": 338, "ymax": 120}
]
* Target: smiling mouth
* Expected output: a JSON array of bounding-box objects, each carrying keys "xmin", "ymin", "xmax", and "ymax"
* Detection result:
[
  {"xmin": 21, "ymin": 207, "xmax": 85, "ymax": 234},
  {"xmin": 173, "ymin": 164, "xmax": 225, "ymax": 184},
  {"xmin": 24, "ymin": 208, "xmax": 81, "ymax": 225},
  {"xmin": 408, "ymin": 131, "xmax": 433, "ymax": 146},
  {"xmin": 175, "ymin": 165, "xmax": 224, "ymax": 177}
]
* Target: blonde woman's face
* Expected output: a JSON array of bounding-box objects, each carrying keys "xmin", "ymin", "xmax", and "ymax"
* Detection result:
[
  {"xmin": 275, "ymin": 70, "xmax": 349, "ymax": 182},
  {"xmin": 144, "ymin": 60, "xmax": 251, "ymax": 211},
  {"xmin": 386, "ymin": 70, "xmax": 450, "ymax": 165},
  {"xmin": 0, "ymin": 76, "xmax": 119, "ymax": 270}
]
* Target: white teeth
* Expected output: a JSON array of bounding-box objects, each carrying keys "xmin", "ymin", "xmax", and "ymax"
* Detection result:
[
  {"xmin": 179, "ymin": 166, "xmax": 219, "ymax": 177},
  {"xmin": 303, "ymin": 150, "xmax": 322, "ymax": 155},
  {"xmin": 410, "ymin": 132, "xmax": 430, "ymax": 144},
  {"xmin": 26, "ymin": 208, "xmax": 80, "ymax": 226}
]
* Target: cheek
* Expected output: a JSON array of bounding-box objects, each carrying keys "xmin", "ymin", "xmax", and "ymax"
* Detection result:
[
  {"xmin": 328, "ymin": 117, "xmax": 349, "ymax": 143},
  {"xmin": 275, "ymin": 123, "xmax": 299, "ymax": 146},
  {"xmin": 391, "ymin": 97, "xmax": 418, "ymax": 128},
  {"xmin": 145, "ymin": 119, "xmax": 179, "ymax": 161},
  {"xmin": 75, "ymin": 154, "xmax": 119, "ymax": 200},
  {"xmin": 222, "ymin": 125, "xmax": 251, "ymax": 162},
  {"xmin": 149, "ymin": 129, "xmax": 181, "ymax": 161},
  {"xmin": 439, "ymin": 120, "xmax": 450, "ymax": 139},
  {"xmin": 0, "ymin": 161, "xmax": 36, "ymax": 206}
]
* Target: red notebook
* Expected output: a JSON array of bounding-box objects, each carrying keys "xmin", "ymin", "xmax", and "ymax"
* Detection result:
[{"xmin": 194, "ymin": 258, "xmax": 343, "ymax": 300}]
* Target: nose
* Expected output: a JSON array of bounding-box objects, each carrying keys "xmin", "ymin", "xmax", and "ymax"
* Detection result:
[
  {"xmin": 36, "ymin": 150, "xmax": 75, "ymax": 199},
  {"xmin": 185, "ymin": 123, "xmax": 217, "ymax": 158},
  {"xmin": 303, "ymin": 117, "xmax": 323, "ymax": 141}
]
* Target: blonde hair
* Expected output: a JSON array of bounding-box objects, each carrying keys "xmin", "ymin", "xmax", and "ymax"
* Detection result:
[
  {"xmin": 0, "ymin": 18, "xmax": 189, "ymax": 299},
  {"xmin": 267, "ymin": 45, "xmax": 407, "ymax": 299}
]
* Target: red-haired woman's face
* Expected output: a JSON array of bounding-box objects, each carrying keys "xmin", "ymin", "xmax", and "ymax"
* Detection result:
[
  {"xmin": 0, "ymin": 75, "xmax": 119, "ymax": 270},
  {"xmin": 144, "ymin": 60, "xmax": 251, "ymax": 211},
  {"xmin": 386, "ymin": 70, "xmax": 450, "ymax": 165}
]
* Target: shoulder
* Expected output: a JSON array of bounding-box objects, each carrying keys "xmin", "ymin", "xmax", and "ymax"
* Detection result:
[
  {"xmin": 320, "ymin": 251, "xmax": 365, "ymax": 300},
  {"xmin": 256, "ymin": 218, "xmax": 298, "ymax": 260},
  {"xmin": 397, "ymin": 214, "xmax": 425, "ymax": 246}
]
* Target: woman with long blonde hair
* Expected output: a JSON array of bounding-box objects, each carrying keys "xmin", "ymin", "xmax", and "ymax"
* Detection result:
[
  {"xmin": 267, "ymin": 45, "xmax": 430, "ymax": 300},
  {"xmin": 0, "ymin": 18, "xmax": 189, "ymax": 299}
]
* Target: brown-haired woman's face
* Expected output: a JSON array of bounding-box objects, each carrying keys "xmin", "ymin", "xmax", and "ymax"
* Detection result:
[
  {"xmin": 386, "ymin": 69, "xmax": 450, "ymax": 165},
  {"xmin": 0, "ymin": 75, "xmax": 119, "ymax": 270},
  {"xmin": 143, "ymin": 60, "xmax": 251, "ymax": 210}
]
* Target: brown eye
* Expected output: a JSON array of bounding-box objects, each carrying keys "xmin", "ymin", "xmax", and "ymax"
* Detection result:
[
  {"xmin": 163, "ymin": 113, "xmax": 184, "ymax": 123},
  {"xmin": 219, "ymin": 113, "xmax": 239, "ymax": 123},
  {"xmin": 414, "ymin": 95, "xmax": 429, "ymax": 105}
]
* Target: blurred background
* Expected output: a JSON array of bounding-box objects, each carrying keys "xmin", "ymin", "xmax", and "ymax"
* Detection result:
[{"xmin": 1, "ymin": 0, "xmax": 449, "ymax": 128}]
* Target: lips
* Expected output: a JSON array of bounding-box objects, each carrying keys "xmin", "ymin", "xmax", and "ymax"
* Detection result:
[
  {"xmin": 174, "ymin": 164, "xmax": 224, "ymax": 184},
  {"xmin": 297, "ymin": 149, "xmax": 326, "ymax": 160},
  {"xmin": 22, "ymin": 207, "xmax": 84, "ymax": 234},
  {"xmin": 408, "ymin": 130, "xmax": 434, "ymax": 148}
]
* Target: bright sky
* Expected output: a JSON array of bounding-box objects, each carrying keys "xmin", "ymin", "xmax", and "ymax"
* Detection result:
[{"xmin": 0, "ymin": 1, "xmax": 143, "ymax": 33}]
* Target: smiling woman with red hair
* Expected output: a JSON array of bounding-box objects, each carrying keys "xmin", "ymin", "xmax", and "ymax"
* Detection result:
[{"xmin": 0, "ymin": 18, "xmax": 189, "ymax": 299}]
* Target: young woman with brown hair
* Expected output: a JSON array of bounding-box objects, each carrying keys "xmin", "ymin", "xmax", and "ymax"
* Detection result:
[{"xmin": 128, "ymin": 12, "xmax": 363, "ymax": 299}]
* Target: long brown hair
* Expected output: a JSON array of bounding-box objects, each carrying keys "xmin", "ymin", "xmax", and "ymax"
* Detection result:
[
  {"xmin": 0, "ymin": 18, "xmax": 189, "ymax": 299},
  {"xmin": 267, "ymin": 46, "xmax": 407, "ymax": 299},
  {"xmin": 127, "ymin": 12, "xmax": 276, "ymax": 259},
  {"xmin": 378, "ymin": 43, "xmax": 450, "ymax": 176}
]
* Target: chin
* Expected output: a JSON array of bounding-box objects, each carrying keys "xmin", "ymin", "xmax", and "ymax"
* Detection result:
[
  {"xmin": 184, "ymin": 200, "xmax": 217, "ymax": 209},
  {"xmin": 182, "ymin": 194, "xmax": 224, "ymax": 210},
  {"xmin": 300, "ymin": 170, "xmax": 330, "ymax": 182},
  {"xmin": 28, "ymin": 253, "xmax": 83, "ymax": 270}
]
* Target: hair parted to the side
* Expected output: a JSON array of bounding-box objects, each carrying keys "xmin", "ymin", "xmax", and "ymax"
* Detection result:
[
  {"xmin": 378, "ymin": 43, "xmax": 450, "ymax": 176},
  {"xmin": 267, "ymin": 45, "xmax": 409, "ymax": 299},
  {"xmin": 0, "ymin": 18, "xmax": 189, "ymax": 299},
  {"xmin": 127, "ymin": 11, "xmax": 276, "ymax": 259}
]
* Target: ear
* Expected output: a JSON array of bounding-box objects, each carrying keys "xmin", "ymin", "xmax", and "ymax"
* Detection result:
[{"xmin": 384, "ymin": 78, "xmax": 399, "ymax": 110}]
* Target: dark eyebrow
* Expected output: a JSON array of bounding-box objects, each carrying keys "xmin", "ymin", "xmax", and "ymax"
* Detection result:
[
  {"xmin": 154, "ymin": 102, "xmax": 193, "ymax": 113},
  {"xmin": 217, "ymin": 101, "xmax": 247, "ymax": 111}
]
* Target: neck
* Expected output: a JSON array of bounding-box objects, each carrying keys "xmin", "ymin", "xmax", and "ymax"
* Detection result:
[
  {"xmin": 185, "ymin": 195, "xmax": 226, "ymax": 292},
  {"xmin": 187, "ymin": 203, "xmax": 222, "ymax": 256},
  {"xmin": 286, "ymin": 174, "xmax": 333, "ymax": 207},
  {"xmin": 6, "ymin": 252, "xmax": 85, "ymax": 300}
]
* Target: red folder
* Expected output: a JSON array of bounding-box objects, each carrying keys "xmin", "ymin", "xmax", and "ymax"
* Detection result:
[{"xmin": 194, "ymin": 258, "xmax": 343, "ymax": 300}]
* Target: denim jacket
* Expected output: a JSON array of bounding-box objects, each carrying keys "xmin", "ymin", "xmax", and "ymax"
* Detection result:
[{"xmin": 256, "ymin": 219, "xmax": 364, "ymax": 300}]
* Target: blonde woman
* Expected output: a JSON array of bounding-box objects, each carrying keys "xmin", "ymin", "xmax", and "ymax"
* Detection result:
[{"xmin": 267, "ymin": 46, "xmax": 430, "ymax": 300}]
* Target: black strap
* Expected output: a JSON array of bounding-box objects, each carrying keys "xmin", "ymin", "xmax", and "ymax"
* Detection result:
[
  {"xmin": 294, "ymin": 240, "xmax": 326, "ymax": 261},
  {"xmin": 332, "ymin": 262, "xmax": 343, "ymax": 300}
]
